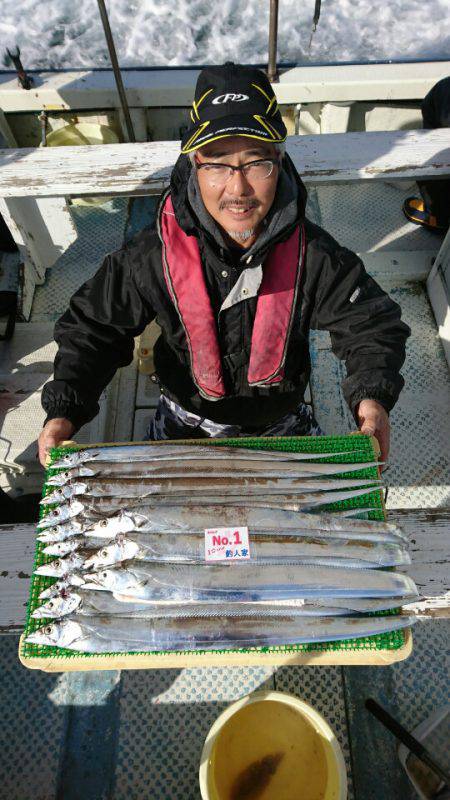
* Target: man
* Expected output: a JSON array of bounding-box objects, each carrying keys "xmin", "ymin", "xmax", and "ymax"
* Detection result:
[{"xmin": 38, "ymin": 62, "xmax": 410, "ymax": 466}]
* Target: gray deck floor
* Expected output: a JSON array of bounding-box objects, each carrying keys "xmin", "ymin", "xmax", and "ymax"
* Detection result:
[
  {"xmin": 1, "ymin": 186, "xmax": 449, "ymax": 799},
  {"xmin": 1, "ymin": 621, "xmax": 448, "ymax": 800}
]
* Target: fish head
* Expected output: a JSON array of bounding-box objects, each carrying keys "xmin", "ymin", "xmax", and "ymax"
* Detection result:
[
  {"xmin": 38, "ymin": 571, "xmax": 86, "ymax": 599},
  {"xmin": 84, "ymin": 540, "xmax": 139, "ymax": 570},
  {"xmin": 26, "ymin": 620, "xmax": 83, "ymax": 648},
  {"xmin": 35, "ymin": 559, "xmax": 67, "ymax": 577},
  {"xmin": 32, "ymin": 592, "xmax": 82, "ymax": 619},
  {"xmin": 47, "ymin": 466, "xmax": 97, "ymax": 486},
  {"xmin": 37, "ymin": 520, "xmax": 85, "ymax": 543},
  {"xmin": 40, "ymin": 484, "xmax": 86, "ymax": 506},
  {"xmin": 51, "ymin": 449, "xmax": 101, "ymax": 469},
  {"xmin": 37, "ymin": 498, "xmax": 84, "ymax": 529},
  {"xmin": 42, "ymin": 539, "xmax": 81, "ymax": 557},
  {"xmin": 82, "ymin": 566, "xmax": 131, "ymax": 592},
  {"xmin": 37, "ymin": 526, "xmax": 67, "ymax": 543},
  {"xmin": 46, "ymin": 470, "xmax": 73, "ymax": 487},
  {"xmin": 39, "ymin": 580, "xmax": 68, "ymax": 600},
  {"xmin": 86, "ymin": 512, "xmax": 135, "ymax": 539},
  {"xmin": 50, "ymin": 451, "xmax": 83, "ymax": 469},
  {"xmin": 35, "ymin": 553, "xmax": 83, "ymax": 578},
  {"xmin": 40, "ymin": 486, "xmax": 70, "ymax": 506}
]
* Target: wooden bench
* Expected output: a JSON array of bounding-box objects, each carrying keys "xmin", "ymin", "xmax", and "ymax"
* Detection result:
[{"xmin": 1, "ymin": 509, "xmax": 448, "ymax": 634}]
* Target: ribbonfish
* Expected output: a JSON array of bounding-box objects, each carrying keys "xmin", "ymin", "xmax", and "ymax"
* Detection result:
[
  {"xmin": 35, "ymin": 550, "xmax": 98, "ymax": 577},
  {"xmin": 83, "ymin": 507, "xmax": 407, "ymax": 543},
  {"xmin": 31, "ymin": 589, "xmax": 414, "ymax": 620},
  {"xmin": 82, "ymin": 533, "xmax": 410, "ymax": 570},
  {"xmin": 50, "ymin": 444, "xmax": 364, "ymax": 469},
  {"xmin": 39, "ymin": 492, "xmax": 381, "ymax": 526},
  {"xmin": 37, "ymin": 519, "xmax": 97, "ymax": 543},
  {"xmin": 46, "ymin": 459, "xmax": 382, "ymax": 487},
  {"xmin": 82, "ymin": 561, "xmax": 418, "ymax": 601},
  {"xmin": 37, "ymin": 500, "xmax": 86, "ymax": 529},
  {"xmin": 38, "ymin": 573, "xmax": 86, "ymax": 599},
  {"xmin": 40, "ymin": 480, "xmax": 381, "ymax": 507},
  {"xmin": 42, "ymin": 536, "xmax": 109, "ymax": 557},
  {"xmin": 26, "ymin": 614, "xmax": 415, "ymax": 653}
]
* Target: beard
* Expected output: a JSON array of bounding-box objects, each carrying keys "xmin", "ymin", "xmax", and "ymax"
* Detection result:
[{"xmin": 225, "ymin": 227, "xmax": 256, "ymax": 242}]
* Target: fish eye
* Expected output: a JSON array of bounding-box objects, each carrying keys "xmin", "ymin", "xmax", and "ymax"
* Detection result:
[
  {"xmin": 64, "ymin": 471, "xmax": 69, "ymax": 477},
  {"xmin": 101, "ymin": 572, "xmax": 108, "ymax": 579},
  {"xmin": 48, "ymin": 601, "xmax": 54, "ymax": 608},
  {"xmin": 101, "ymin": 549, "xmax": 108, "ymax": 557},
  {"xmin": 99, "ymin": 520, "xmax": 108, "ymax": 528},
  {"xmin": 45, "ymin": 625, "xmax": 53, "ymax": 634}
]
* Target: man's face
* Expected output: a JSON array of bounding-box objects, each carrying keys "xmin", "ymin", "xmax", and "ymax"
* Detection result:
[{"xmin": 194, "ymin": 136, "xmax": 279, "ymax": 247}]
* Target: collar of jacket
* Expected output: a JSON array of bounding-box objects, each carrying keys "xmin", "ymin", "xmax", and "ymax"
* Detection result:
[{"xmin": 165, "ymin": 150, "xmax": 308, "ymax": 265}]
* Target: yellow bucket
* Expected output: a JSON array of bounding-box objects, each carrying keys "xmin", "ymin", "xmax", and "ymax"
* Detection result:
[
  {"xmin": 43, "ymin": 122, "xmax": 119, "ymax": 205},
  {"xmin": 199, "ymin": 690, "xmax": 347, "ymax": 800}
]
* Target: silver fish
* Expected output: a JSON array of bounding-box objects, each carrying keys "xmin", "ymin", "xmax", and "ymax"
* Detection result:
[
  {"xmin": 41, "ymin": 481, "xmax": 381, "ymax": 506},
  {"xmin": 46, "ymin": 459, "xmax": 381, "ymax": 486},
  {"xmin": 82, "ymin": 561, "xmax": 418, "ymax": 602},
  {"xmin": 38, "ymin": 573, "xmax": 86, "ymax": 599},
  {"xmin": 42, "ymin": 536, "xmax": 107, "ymax": 557},
  {"xmin": 32, "ymin": 589, "xmax": 413, "ymax": 620},
  {"xmin": 83, "ymin": 533, "xmax": 410, "ymax": 570},
  {"xmin": 84, "ymin": 507, "xmax": 407, "ymax": 543},
  {"xmin": 35, "ymin": 550, "xmax": 98, "ymax": 577},
  {"xmin": 26, "ymin": 614, "xmax": 415, "ymax": 652},
  {"xmin": 51, "ymin": 444, "xmax": 361, "ymax": 469},
  {"xmin": 37, "ymin": 519, "xmax": 93, "ymax": 543},
  {"xmin": 38, "ymin": 500, "xmax": 86, "ymax": 529}
]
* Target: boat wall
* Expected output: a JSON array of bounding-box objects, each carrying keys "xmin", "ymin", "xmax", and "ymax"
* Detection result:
[{"xmin": 1, "ymin": 61, "xmax": 449, "ymax": 147}]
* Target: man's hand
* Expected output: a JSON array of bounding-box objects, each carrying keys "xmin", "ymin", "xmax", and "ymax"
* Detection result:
[
  {"xmin": 355, "ymin": 399, "xmax": 390, "ymax": 464},
  {"xmin": 38, "ymin": 418, "xmax": 75, "ymax": 467}
]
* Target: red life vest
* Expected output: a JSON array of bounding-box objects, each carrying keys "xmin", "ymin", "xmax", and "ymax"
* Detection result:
[{"xmin": 160, "ymin": 194, "xmax": 305, "ymax": 401}]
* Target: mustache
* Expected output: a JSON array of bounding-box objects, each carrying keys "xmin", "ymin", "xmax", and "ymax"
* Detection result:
[{"xmin": 219, "ymin": 200, "xmax": 259, "ymax": 210}]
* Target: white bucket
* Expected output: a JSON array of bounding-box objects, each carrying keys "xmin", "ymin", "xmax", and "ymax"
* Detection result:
[{"xmin": 199, "ymin": 690, "xmax": 347, "ymax": 800}]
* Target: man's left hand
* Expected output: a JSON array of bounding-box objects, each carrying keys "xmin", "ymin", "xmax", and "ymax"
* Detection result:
[{"xmin": 355, "ymin": 399, "xmax": 390, "ymax": 464}]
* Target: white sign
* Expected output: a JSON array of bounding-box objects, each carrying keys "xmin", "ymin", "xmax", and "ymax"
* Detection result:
[{"xmin": 204, "ymin": 526, "xmax": 250, "ymax": 562}]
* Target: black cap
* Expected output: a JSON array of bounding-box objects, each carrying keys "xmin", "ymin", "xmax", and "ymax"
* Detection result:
[{"xmin": 181, "ymin": 62, "xmax": 287, "ymax": 154}]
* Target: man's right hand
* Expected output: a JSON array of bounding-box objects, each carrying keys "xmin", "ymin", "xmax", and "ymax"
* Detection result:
[{"xmin": 38, "ymin": 418, "xmax": 76, "ymax": 467}]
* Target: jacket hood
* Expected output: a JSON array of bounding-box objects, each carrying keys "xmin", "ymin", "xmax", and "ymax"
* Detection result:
[{"xmin": 169, "ymin": 150, "xmax": 308, "ymax": 259}]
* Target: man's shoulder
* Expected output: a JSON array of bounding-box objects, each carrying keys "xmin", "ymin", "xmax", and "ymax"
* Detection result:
[
  {"xmin": 114, "ymin": 225, "xmax": 161, "ymax": 265},
  {"xmin": 102, "ymin": 226, "xmax": 161, "ymax": 273},
  {"xmin": 304, "ymin": 218, "xmax": 343, "ymax": 258}
]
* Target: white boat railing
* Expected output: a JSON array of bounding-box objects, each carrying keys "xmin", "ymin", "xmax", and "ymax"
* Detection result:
[{"xmin": 0, "ymin": 128, "xmax": 448, "ymax": 359}]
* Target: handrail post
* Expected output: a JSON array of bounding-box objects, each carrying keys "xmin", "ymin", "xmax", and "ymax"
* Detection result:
[
  {"xmin": 267, "ymin": 0, "xmax": 279, "ymax": 83},
  {"xmin": 97, "ymin": 0, "xmax": 136, "ymax": 142}
]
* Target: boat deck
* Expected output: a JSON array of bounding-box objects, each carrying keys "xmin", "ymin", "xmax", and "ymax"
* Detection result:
[{"xmin": 1, "ymin": 182, "xmax": 449, "ymax": 799}]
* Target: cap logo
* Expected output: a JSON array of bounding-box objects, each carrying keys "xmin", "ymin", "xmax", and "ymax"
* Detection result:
[{"xmin": 212, "ymin": 93, "xmax": 249, "ymax": 105}]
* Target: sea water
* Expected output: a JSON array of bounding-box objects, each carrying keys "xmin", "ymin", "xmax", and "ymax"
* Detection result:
[{"xmin": 0, "ymin": 0, "xmax": 448, "ymax": 71}]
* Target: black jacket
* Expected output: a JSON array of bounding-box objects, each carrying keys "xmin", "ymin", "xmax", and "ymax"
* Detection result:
[{"xmin": 42, "ymin": 154, "xmax": 410, "ymax": 431}]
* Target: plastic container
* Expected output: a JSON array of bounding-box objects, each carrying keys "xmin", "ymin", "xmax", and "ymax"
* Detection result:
[
  {"xmin": 398, "ymin": 704, "xmax": 450, "ymax": 799},
  {"xmin": 199, "ymin": 690, "xmax": 347, "ymax": 800},
  {"xmin": 42, "ymin": 122, "xmax": 119, "ymax": 205}
]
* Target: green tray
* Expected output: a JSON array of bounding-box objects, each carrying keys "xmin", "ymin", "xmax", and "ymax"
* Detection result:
[{"xmin": 21, "ymin": 433, "xmax": 406, "ymax": 663}]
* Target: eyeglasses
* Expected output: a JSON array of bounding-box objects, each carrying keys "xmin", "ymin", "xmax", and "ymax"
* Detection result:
[{"xmin": 195, "ymin": 158, "xmax": 278, "ymax": 186}]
